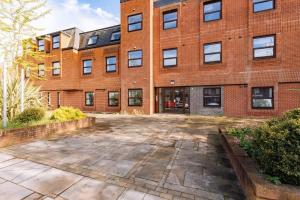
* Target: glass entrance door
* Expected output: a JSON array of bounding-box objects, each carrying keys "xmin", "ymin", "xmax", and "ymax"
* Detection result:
[{"xmin": 161, "ymin": 87, "xmax": 190, "ymax": 114}]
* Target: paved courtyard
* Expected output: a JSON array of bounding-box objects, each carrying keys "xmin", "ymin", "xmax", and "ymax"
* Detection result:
[{"xmin": 0, "ymin": 114, "xmax": 245, "ymax": 200}]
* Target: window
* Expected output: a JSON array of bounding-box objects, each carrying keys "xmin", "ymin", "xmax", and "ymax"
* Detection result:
[
  {"xmin": 253, "ymin": 35, "xmax": 275, "ymax": 59},
  {"xmin": 106, "ymin": 56, "xmax": 117, "ymax": 72},
  {"xmin": 108, "ymin": 92, "xmax": 119, "ymax": 107},
  {"xmin": 47, "ymin": 92, "xmax": 51, "ymax": 106},
  {"xmin": 57, "ymin": 92, "xmax": 61, "ymax": 108},
  {"xmin": 38, "ymin": 39, "xmax": 45, "ymax": 51},
  {"xmin": 128, "ymin": 14, "xmax": 142, "ymax": 32},
  {"xmin": 87, "ymin": 36, "xmax": 98, "ymax": 45},
  {"xmin": 128, "ymin": 89, "xmax": 143, "ymax": 106},
  {"xmin": 38, "ymin": 64, "xmax": 45, "ymax": 77},
  {"xmin": 128, "ymin": 50, "xmax": 143, "ymax": 68},
  {"xmin": 52, "ymin": 35, "xmax": 60, "ymax": 49},
  {"xmin": 203, "ymin": 88, "xmax": 221, "ymax": 107},
  {"xmin": 163, "ymin": 48, "xmax": 177, "ymax": 67},
  {"xmin": 252, "ymin": 87, "xmax": 274, "ymax": 109},
  {"xmin": 253, "ymin": 0, "xmax": 275, "ymax": 13},
  {"xmin": 163, "ymin": 10, "xmax": 177, "ymax": 30},
  {"xmin": 83, "ymin": 60, "xmax": 92, "ymax": 75},
  {"xmin": 111, "ymin": 31, "xmax": 121, "ymax": 41},
  {"xmin": 85, "ymin": 92, "xmax": 94, "ymax": 106},
  {"xmin": 204, "ymin": 0, "xmax": 222, "ymax": 22},
  {"xmin": 204, "ymin": 42, "xmax": 222, "ymax": 64},
  {"xmin": 52, "ymin": 62, "xmax": 61, "ymax": 76}
]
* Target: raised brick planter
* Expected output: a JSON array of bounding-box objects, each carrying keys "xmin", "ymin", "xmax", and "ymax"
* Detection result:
[
  {"xmin": 0, "ymin": 117, "xmax": 96, "ymax": 148},
  {"xmin": 219, "ymin": 129, "xmax": 300, "ymax": 200}
]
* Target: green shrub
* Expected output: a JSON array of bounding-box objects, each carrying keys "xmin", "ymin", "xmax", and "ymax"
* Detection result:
[
  {"xmin": 228, "ymin": 127, "xmax": 255, "ymax": 155},
  {"xmin": 228, "ymin": 108, "xmax": 300, "ymax": 186},
  {"xmin": 14, "ymin": 108, "xmax": 45, "ymax": 124},
  {"xmin": 252, "ymin": 116, "xmax": 300, "ymax": 186},
  {"xmin": 50, "ymin": 107, "xmax": 86, "ymax": 122}
]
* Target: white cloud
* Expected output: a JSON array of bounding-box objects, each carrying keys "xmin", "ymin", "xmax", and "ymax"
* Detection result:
[{"xmin": 35, "ymin": 0, "xmax": 120, "ymax": 35}]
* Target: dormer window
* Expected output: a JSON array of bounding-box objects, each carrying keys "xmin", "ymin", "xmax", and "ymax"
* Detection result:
[
  {"xmin": 87, "ymin": 36, "xmax": 98, "ymax": 45},
  {"xmin": 52, "ymin": 35, "xmax": 60, "ymax": 49},
  {"xmin": 38, "ymin": 39, "xmax": 45, "ymax": 51},
  {"xmin": 111, "ymin": 31, "xmax": 121, "ymax": 41}
]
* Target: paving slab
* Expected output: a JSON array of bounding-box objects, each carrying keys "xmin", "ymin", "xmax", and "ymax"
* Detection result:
[
  {"xmin": 20, "ymin": 168, "xmax": 82, "ymax": 197},
  {"xmin": 0, "ymin": 152, "xmax": 14, "ymax": 163},
  {"xmin": 60, "ymin": 177, "xmax": 125, "ymax": 200},
  {"xmin": 117, "ymin": 189, "xmax": 146, "ymax": 200},
  {"xmin": 0, "ymin": 160, "xmax": 50, "ymax": 183},
  {"xmin": 0, "ymin": 181, "xmax": 33, "ymax": 200}
]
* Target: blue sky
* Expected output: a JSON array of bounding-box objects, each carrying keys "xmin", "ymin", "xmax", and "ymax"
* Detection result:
[
  {"xmin": 79, "ymin": 0, "xmax": 120, "ymax": 16},
  {"xmin": 36, "ymin": 0, "xmax": 120, "ymax": 34}
]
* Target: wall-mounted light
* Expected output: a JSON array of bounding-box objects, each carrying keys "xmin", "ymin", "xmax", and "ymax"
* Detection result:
[{"xmin": 170, "ymin": 80, "xmax": 175, "ymax": 85}]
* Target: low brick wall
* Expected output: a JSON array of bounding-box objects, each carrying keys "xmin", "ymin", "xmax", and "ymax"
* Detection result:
[
  {"xmin": 0, "ymin": 117, "xmax": 96, "ymax": 148},
  {"xmin": 219, "ymin": 130, "xmax": 300, "ymax": 200}
]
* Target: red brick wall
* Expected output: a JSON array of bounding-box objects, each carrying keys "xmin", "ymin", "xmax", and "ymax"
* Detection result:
[
  {"xmin": 224, "ymin": 85, "xmax": 248, "ymax": 117},
  {"xmin": 278, "ymin": 83, "xmax": 300, "ymax": 114}
]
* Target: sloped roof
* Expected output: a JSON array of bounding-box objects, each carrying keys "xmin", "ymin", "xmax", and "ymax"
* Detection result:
[
  {"xmin": 79, "ymin": 25, "xmax": 121, "ymax": 50},
  {"xmin": 154, "ymin": 0, "xmax": 182, "ymax": 8}
]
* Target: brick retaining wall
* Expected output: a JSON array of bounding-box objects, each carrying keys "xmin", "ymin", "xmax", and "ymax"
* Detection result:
[
  {"xmin": 219, "ymin": 130, "xmax": 300, "ymax": 200},
  {"xmin": 0, "ymin": 117, "xmax": 95, "ymax": 148}
]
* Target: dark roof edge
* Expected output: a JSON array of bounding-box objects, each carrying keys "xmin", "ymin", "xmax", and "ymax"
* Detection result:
[
  {"xmin": 80, "ymin": 25, "xmax": 121, "ymax": 35},
  {"xmin": 78, "ymin": 42, "xmax": 120, "ymax": 51}
]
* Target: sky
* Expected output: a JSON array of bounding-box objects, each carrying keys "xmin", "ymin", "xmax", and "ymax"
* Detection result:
[{"xmin": 36, "ymin": 0, "xmax": 120, "ymax": 34}]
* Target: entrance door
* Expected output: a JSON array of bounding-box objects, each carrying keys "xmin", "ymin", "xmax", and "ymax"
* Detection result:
[{"xmin": 161, "ymin": 87, "xmax": 190, "ymax": 114}]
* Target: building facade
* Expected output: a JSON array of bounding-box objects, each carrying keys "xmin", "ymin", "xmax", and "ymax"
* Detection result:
[{"xmin": 31, "ymin": 0, "xmax": 300, "ymax": 117}]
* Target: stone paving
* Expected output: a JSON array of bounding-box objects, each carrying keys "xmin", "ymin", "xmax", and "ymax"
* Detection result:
[{"xmin": 0, "ymin": 114, "xmax": 245, "ymax": 200}]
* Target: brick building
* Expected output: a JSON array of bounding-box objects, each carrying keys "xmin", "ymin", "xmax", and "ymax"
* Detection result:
[{"xmin": 31, "ymin": 0, "xmax": 300, "ymax": 116}]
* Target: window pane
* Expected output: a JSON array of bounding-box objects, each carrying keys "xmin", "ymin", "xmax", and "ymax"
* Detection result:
[
  {"xmin": 107, "ymin": 65, "xmax": 116, "ymax": 72},
  {"xmin": 254, "ymin": 48, "xmax": 274, "ymax": 58},
  {"xmin": 38, "ymin": 46, "xmax": 45, "ymax": 51},
  {"xmin": 204, "ymin": 97, "xmax": 221, "ymax": 106},
  {"xmin": 204, "ymin": 43, "xmax": 221, "ymax": 54},
  {"xmin": 204, "ymin": 2, "xmax": 221, "ymax": 13},
  {"xmin": 53, "ymin": 43, "xmax": 60, "ymax": 48},
  {"xmin": 253, "ymin": 99, "xmax": 273, "ymax": 108},
  {"xmin": 128, "ymin": 23, "xmax": 142, "ymax": 31},
  {"xmin": 129, "ymin": 51, "xmax": 142, "ymax": 59},
  {"xmin": 164, "ymin": 58, "xmax": 177, "ymax": 66},
  {"xmin": 164, "ymin": 49, "xmax": 177, "ymax": 58},
  {"xmin": 129, "ymin": 59, "xmax": 142, "ymax": 67},
  {"xmin": 107, "ymin": 57, "xmax": 116, "ymax": 65},
  {"xmin": 53, "ymin": 62, "xmax": 60, "ymax": 69},
  {"xmin": 88, "ymin": 36, "xmax": 98, "ymax": 45},
  {"xmin": 253, "ymin": 88, "xmax": 273, "ymax": 98},
  {"xmin": 164, "ymin": 21, "xmax": 177, "ymax": 29},
  {"xmin": 83, "ymin": 60, "xmax": 92, "ymax": 67},
  {"xmin": 205, "ymin": 54, "xmax": 221, "ymax": 62},
  {"xmin": 53, "ymin": 36, "xmax": 60, "ymax": 43},
  {"xmin": 128, "ymin": 14, "xmax": 142, "ymax": 24},
  {"xmin": 38, "ymin": 40, "xmax": 44, "ymax": 46},
  {"xmin": 254, "ymin": 36, "xmax": 274, "ymax": 48},
  {"xmin": 164, "ymin": 11, "xmax": 177, "ymax": 22},
  {"xmin": 254, "ymin": 0, "xmax": 274, "ymax": 12},
  {"xmin": 84, "ymin": 67, "xmax": 92, "ymax": 74},
  {"xmin": 86, "ymin": 93, "xmax": 94, "ymax": 106},
  {"xmin": 205, "ymin": 12, "xmax": 221, "ymax": 21},
  {"xmin": 111, "ymin": 31, "xmax": 120, "ymax": 41}
]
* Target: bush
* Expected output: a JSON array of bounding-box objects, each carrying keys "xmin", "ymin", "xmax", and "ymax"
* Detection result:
[
  {"xmin": 228, "ymin": 108, "xmax": 300, "ymax": 186},
  {"xmin": 14, "ymin": 107, "xmax": 45, "ymax": 124},
  {"xmin": 50, "ymin": 107, "xmax": 86, "ymax": 122}
]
